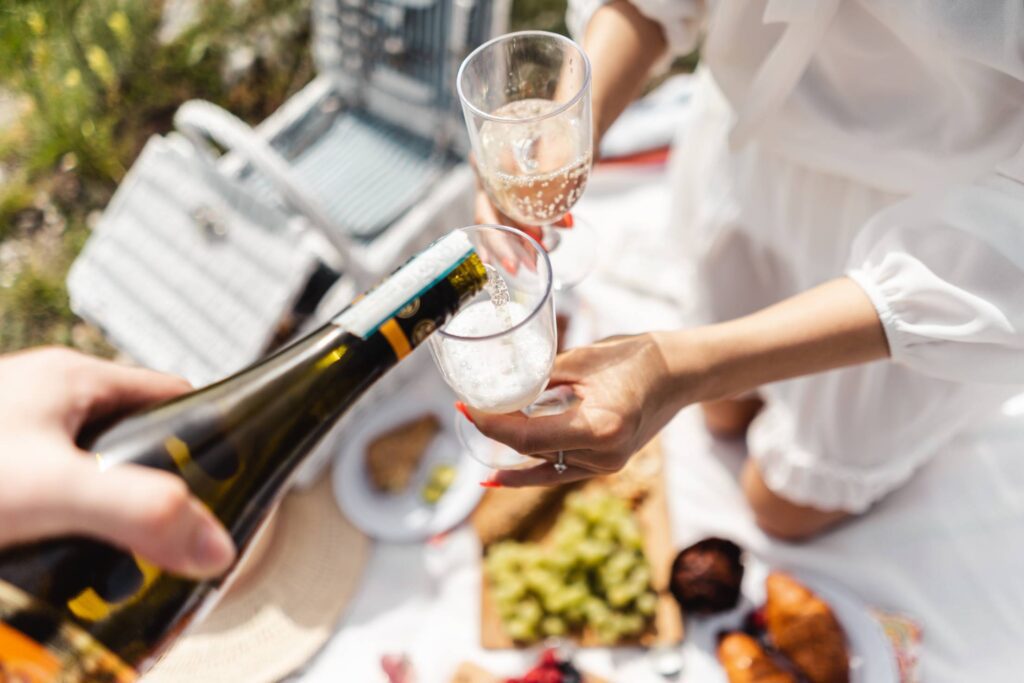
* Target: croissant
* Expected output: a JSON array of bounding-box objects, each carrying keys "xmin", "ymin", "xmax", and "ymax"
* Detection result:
[
  {"xmin": 717, "ymin": 632, "xmax": 798, "ymax": 683},
  {"xmin": 764, "ymin": 573, "xmax": 849, "ymax": 683}
]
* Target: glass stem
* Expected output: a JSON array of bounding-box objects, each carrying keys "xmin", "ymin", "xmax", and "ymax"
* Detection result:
[{"xmin": 540, "ymin": 223, "xmax": 561, "ymax": 252}]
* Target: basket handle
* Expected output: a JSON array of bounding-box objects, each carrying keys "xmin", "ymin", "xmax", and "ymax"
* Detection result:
[{"xmin": 173, "ymin": 100, "xmax": 372, "ymax": 285}]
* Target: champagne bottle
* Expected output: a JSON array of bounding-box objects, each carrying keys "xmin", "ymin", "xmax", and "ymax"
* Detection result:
[{"xmin": 0, "ymin": 231, "xmax": 487, "ymax": 682}]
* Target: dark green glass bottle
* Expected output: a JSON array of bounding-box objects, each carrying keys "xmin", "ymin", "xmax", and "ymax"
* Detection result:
[{"xmin": 0, "ymin": 232, "xmax": 487, "ymax": 681}]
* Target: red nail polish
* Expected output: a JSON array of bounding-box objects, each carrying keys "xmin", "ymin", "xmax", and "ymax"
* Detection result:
[
  {"xmin": 454, "ymin": 401, "xmax": 476, "ymax": 425},
  {"xmin": 500, "ymin": 257, "xmax": 518, "ymax": 275},
  {"xmin": 558, "ymin": 213, "xmax": 574, "ymax": 229},
  {"xmin": 480, "ymin": 480, "xmax": 502, "ymax": 489}
]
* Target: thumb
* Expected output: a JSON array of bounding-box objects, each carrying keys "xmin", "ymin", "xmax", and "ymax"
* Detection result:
[{"xmin": 57, "ymin": 460, "xmax": 236, "ymax": 579}]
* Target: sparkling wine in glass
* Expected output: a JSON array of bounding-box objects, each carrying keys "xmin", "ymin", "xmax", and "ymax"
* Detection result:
[
  {"xmin": 429, "ymin": 225, "xmax": 559, "ymax": 470},
  {"xmin": 458, "ymin": 31, "xmax": 595, "ymax": 290}
]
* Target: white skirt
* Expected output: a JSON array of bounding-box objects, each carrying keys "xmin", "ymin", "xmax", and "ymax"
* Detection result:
[{"xmin": 670, "ymin": 70, "xmax": 1019, "ymax": 513}]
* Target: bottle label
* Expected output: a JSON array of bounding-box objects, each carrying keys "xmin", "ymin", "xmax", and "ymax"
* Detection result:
[
  {"xmin": 0, "ymin": 580, "xmax": 136, "ymax": 682},
  {"xmin": 333, "ymin": 231, "xmax": 475, "ymax": 339}
]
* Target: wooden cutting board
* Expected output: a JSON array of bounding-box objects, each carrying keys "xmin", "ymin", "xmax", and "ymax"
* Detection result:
[{"xmin": 475, "ymin": 439, "xmax": 683, "ymax": 649}]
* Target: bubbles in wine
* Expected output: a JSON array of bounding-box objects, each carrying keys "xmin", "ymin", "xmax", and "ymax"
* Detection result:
[
  {"xmin": 478, "ymin": 99, "xmax": 591, "ymax": 226},
  {"xmin": 439, "ymin": 295, "xmax": 553, "ymax": 415},
  {"xmin": 484, "ymin": 264, "xmax": 511, "ymax": 308}
]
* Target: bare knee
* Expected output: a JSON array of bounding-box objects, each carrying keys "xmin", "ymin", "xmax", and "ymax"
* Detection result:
[{"xmin": 741, "ymin": 460, "xmax": 850, "ymax": 542}]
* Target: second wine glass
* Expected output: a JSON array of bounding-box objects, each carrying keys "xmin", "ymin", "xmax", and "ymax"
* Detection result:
[
  {"xmin": 458, "ymin": 30, "xmax": 595, "ymax": 290},
  {"xmin": 429, "ymin": 225, "xmax": 558, "ymax": 471}
]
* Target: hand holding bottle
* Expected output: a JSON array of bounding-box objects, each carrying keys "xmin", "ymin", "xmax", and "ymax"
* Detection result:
[
  {"xmin": 0, "ymin": 347, "xmax": 236, "ymax": 579},
  {"xmin": 0, "ymin": 233, "xmax": 487, "ymax": 679}
]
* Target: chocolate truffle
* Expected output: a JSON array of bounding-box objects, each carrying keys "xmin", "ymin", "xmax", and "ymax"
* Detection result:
[{"xmin": 669, "ymin": 537, "xmax": 744, "ymax": 614}]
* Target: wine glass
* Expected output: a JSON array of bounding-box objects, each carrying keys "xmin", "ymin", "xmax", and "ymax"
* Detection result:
[
  {"xmin": 457, "ymin": 30, "xmax": 595, "ymax": 290},
  {"xmin": 429, "ymin": 225, "xmax": 561, "ymax": 470}
]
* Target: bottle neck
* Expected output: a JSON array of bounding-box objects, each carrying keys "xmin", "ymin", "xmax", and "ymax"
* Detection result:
[
  {"xmin": 336, "ymin": 251, "xmax": 487, "ymax": 358},
  {"xmin": 225, "ymin": 247, "xmax": 488, "ymax": 479},
  {"xmin": 183, "ymin": 247, "xmax": 488, "ymax": 552},
  {"xmin": 331, "ymin": 239, "xmax": 486, "ymax": 348}
]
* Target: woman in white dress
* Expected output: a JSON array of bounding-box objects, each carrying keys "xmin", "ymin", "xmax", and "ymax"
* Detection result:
[{"xmin": 471, "ymin": 1, "xmax": 1024, "ymax": 540}]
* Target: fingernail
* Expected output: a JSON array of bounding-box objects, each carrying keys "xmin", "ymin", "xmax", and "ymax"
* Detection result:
[
  {"xmin": 454, "ymin": 401, "xmax": 476, "ymax": 426},
  {"xmin": 191, "ymin": 522, "xmax": 235, "ymax": 574},
  {"xmin": 500, "ymin": 257, "xmax": 518, "ymax": 275},
  {"xmin": 556, "ymin": 213, "xmax": 574, "ymax": 229},
  {"xmin": 480, "ymin": 480, "xmax": 502, "ymax": 489}
]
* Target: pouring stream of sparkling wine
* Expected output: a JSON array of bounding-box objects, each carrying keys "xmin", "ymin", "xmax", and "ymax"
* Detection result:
[
  {"xmin": 484, "ymin": 264, "xmax": 519, "ymax": 374},
  {"xmin": 484, "ymin": 264, "xmax": 511, "ymax": 309}
]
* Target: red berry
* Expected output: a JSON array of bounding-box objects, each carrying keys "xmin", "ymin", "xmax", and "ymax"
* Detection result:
[
  {"xmin": 539, "ymin": 649, "xmax": 560, "ymax": 667},
  {"xmin": 543, "ymin": 670, "xmax": 563, "ymax": 683}
]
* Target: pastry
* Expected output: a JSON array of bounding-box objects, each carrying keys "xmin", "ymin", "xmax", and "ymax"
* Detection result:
[
  {"xmin": 764, "ymin": 573, "xmax": 849, "ymax": 683},
  {"xmin": 365, "ymin": 414, "xmax": 439, "ymax": 493},
  {"xmin": 669, "ymin": 537, "xmax": 744, "ymax": 614},
  {"xmin": 717, "ymin": 632, "xmax": 798, "ymax": 683}
]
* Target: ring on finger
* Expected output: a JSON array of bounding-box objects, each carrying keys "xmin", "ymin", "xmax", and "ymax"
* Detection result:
[{"xmin": 554, "ymin": 450, "xmax": 567, "ymax": 474}]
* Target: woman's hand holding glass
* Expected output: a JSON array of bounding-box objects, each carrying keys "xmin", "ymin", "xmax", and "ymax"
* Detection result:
[
  {"xmin": 461, "ymin": 333, "xmax": 686, "ymax": 486},
  {"xmin": 462, "ymin": 278, "xmax": 891, "ymax": 488}
]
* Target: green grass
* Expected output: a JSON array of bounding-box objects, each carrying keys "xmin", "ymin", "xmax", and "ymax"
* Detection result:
[
  {"xmin": 0, "ymin": 0, "xmax": 314, "ymax": 355},
  {"xmin": 0, "ymin": 266, "xmax": 75, "ymax": 350},
  {"xmin": 512, "ymin": 0, "xmax": 568, "ymax": 33}
]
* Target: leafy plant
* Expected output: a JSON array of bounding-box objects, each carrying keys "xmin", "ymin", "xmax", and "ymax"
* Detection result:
[
  {"xmin": 512, "ymin": 0, "xmax": 567, "ymax": 34},
  {"xmin": 0, "ymin": 0, "xmax": 312, "ymax": 184},
  {"xmin": 0, "ymin": 0, "xmax": 313, "ymax": 354}
]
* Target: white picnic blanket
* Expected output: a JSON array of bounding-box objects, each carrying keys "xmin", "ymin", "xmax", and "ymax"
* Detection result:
[{"xmin": 297, "ymin": 163, "xmax": 1024, "ymax": 683}]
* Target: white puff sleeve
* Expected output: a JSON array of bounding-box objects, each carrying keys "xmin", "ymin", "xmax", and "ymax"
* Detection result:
[
  {"xmin": 566, "ymin": 0, "xmax": 704, "ymax": 57},
  {"xmin": 846, "ymin": 145, "xmax": 1024, "ymax": 385}
]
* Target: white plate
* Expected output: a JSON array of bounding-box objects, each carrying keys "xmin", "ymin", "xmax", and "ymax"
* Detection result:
[
  {"xmin": 332, "ymin": 375, "xmax": 490, "ymax": 543},
  {"xmin": 679, "ymin": 558, "xmax": 900, "ymax": 682}
]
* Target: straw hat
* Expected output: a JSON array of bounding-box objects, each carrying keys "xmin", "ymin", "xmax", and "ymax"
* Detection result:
[{"xmin": 144, "ymin": 475, "xmax": 369, "ymax": 683}]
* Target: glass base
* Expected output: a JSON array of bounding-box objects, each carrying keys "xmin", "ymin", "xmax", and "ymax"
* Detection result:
[
  {"xmin": 455, "ymin": 412, "xmax": 541, "ymax": 471},
  {"xmin": 454, "ymin": 386, "xmax": 577, "ymax": 471}
]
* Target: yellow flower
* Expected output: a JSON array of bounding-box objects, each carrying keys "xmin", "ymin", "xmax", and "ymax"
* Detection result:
[
  {"xmin": 32, "ymin": 43, "xmax": 50, "ymax": 69},
  {"xmin": 64, "ymin": 69, "xmax": 82, "ymax": 88},
  {"xmin": 86, "ymin": 46, "xmax": 117, "ymax": 88},
  {"xmin": 107, "ymin": 11, "xmax": 130, "ymax": 43},
  {"xmin": 27, "ymin": 11, "xmax": 45, "ymax": 36}
]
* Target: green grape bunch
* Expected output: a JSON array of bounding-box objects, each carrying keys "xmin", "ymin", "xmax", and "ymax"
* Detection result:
[{"xmin": 484, "ymin": 492, "xmax": 659, "ymax": 645}]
